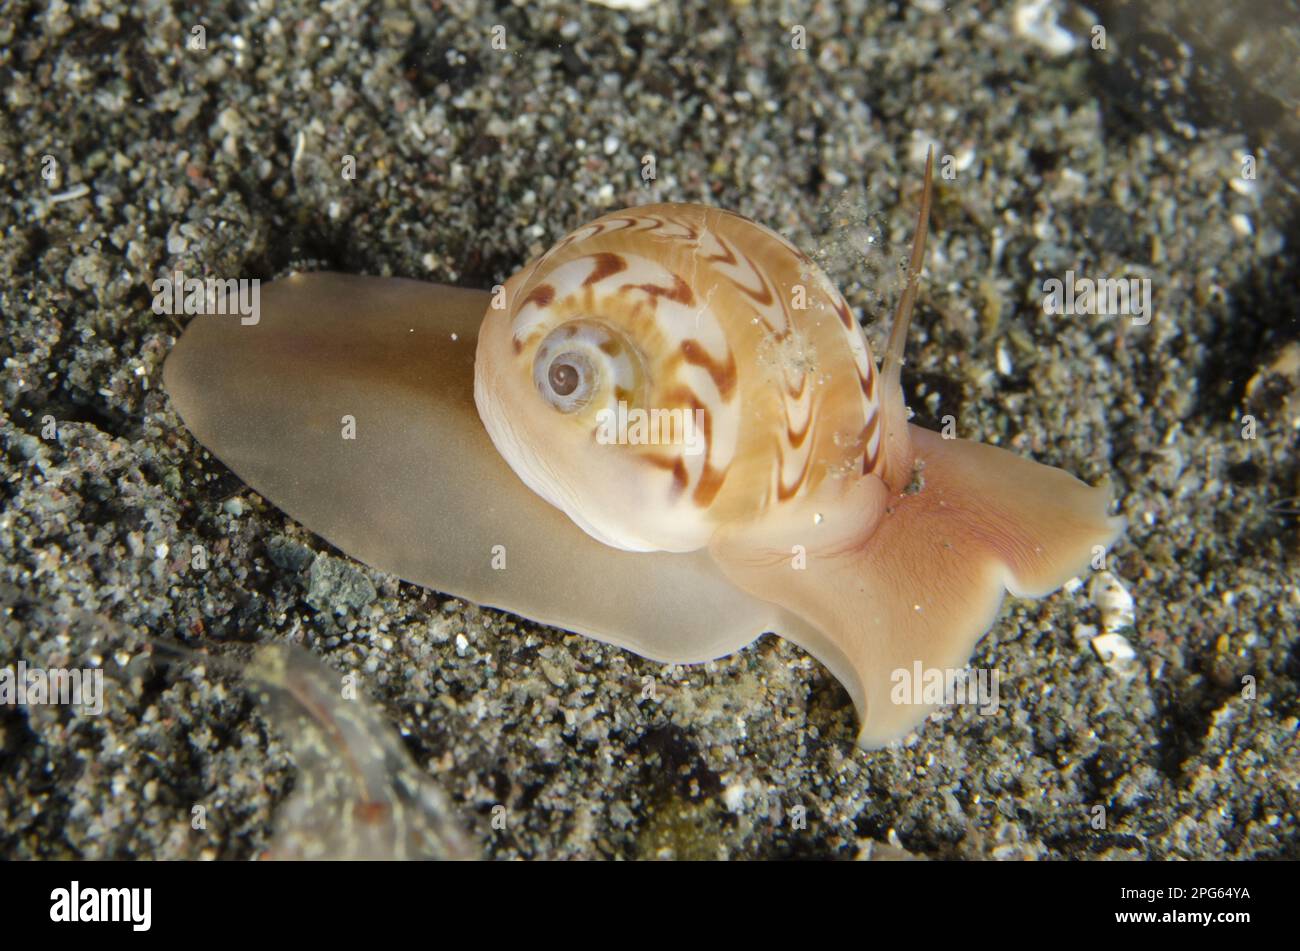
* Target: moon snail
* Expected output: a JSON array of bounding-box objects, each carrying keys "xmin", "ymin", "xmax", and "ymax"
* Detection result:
[{"xmin": 164, "ymin": 154, "xmax": 1124, "ymax": 748}]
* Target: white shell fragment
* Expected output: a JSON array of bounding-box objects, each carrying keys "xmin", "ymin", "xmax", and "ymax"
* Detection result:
[
  {"xmin": 1012, "ymin": 0, "xmax": 1079, "ymax": 58},
  {"xmin": 1084, "ymin": 571, "xmax": 1140, "ymax": 676},
  {"xmin": 1089, "ymin": 632, "xmax": 1140, "ymax": 677},
  {"xmin": 584, "ymin": 0, "xmax": 659, "ymax": 9},
  {"xmin": 1089, "ymin": 570, "xmax": 1135, "ymax": 633}
]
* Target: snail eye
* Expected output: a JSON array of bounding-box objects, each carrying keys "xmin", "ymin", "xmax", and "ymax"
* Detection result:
[{"xmin": 534, "ymin": 349, "xmax": 594, "ymax": 413}]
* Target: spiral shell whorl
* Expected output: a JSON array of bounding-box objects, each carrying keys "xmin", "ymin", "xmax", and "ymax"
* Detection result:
[{"xmin": 475, "ymin": 203, "xmax": 883, "ymax": 553}]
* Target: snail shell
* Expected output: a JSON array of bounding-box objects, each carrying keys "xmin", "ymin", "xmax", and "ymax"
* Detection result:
[{"xmin": 475, "ymin": 205, "xmax": 883, "ymax": 552}]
